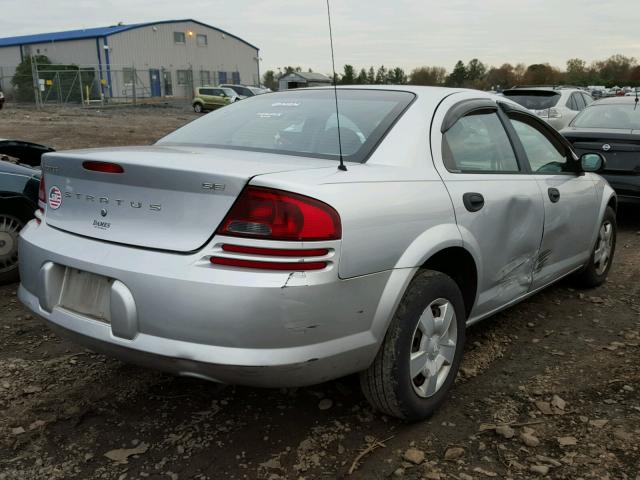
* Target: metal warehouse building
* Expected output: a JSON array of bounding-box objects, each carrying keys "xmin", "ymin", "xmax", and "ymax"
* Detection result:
[{"xmin": 0, "ymin": 19, "xmax": 260, "ymax": 101}]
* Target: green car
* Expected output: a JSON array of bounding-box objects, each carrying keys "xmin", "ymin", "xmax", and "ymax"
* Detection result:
[{"xmin": 192, "ymin": 87, "xmax": 239, "ymax": 113}]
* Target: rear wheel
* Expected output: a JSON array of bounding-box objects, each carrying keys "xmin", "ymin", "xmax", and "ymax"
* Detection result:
[
  {"xmin": 0, "ymin": 213, "xmax": 25, "ymax": 284},
  {"xmin": 360, "ymin": 270, "xmax": 466, "ymax": 421},
  {"xmin": 574, "ymin": 207, "xmax": 616, "ymax": 288},
  {"xmin": 193, "ymin": 103, "xmax": 203, "ymax": 113}
]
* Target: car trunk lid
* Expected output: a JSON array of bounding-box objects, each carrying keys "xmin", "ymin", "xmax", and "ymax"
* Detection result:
[
  {"xmin": 563, "ymin": 128, "xmax": 640, "ymax": 173},
  {"xmin": 41, "ymin": 145, "xmax": 336, "ymax": 252}
]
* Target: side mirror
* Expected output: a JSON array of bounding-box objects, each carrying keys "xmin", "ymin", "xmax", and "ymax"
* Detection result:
[{"xmin": 580, "ymin": 152, "xmax": 605, "ymax": 173}]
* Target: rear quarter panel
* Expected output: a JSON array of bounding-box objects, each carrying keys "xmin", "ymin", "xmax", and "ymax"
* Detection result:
[{"xmin": 252, "ymin": 90, "xmax": 463, "ymax": 279}]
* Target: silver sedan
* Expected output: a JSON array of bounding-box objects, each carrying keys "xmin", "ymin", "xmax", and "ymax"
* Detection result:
[{"xmin": 18, "ymin": 86, "xmax": 616, "ymax": 420}]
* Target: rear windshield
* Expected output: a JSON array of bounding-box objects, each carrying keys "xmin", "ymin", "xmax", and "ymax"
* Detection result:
[
  {"xmin": 503, "ymin": 90, "xmax": 561, "ymax": 110},
  {"xmin": 158, "ymin": 89, "xmax": 415, "ymax": 163},
  {"xmin": 572, "ymin": 104, "xmax": 640, "ymax": 129}
]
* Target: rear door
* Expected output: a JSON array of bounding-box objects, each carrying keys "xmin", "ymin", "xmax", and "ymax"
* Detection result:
[
  {"xmin": 432, "ymin": 95, "xmax": 545, "ymax": 319},
  {"xmin": 210, "ymin": 88, "xmax": 227, "ymax": 107},
  {"xmin": 504, "ymin": 110, "xmax": 598, "ymax": 287},
  {"xmin": 199, "ymin": 88, "xmax": 217, "ymax": 109}
]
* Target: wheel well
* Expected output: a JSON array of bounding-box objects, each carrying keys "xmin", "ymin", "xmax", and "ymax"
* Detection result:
[
  {"xmin": 421, "ymin": 247, "xmax": 477, "ymax": 318},
  {"xmin": 0, "ymin": 197, "xmax": 36, "ymax": 223},
  {"xmin": 607, "ymin": 196, "xmax": 617, "ymax": 213}
]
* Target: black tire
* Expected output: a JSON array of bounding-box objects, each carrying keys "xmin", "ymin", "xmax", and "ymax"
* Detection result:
[
  {"xmin": 193, "ymin": 103, "xmax": 203, "ymax": 113},
  {"xmin": 360, "ymin": 270, "xmax": 466, "ymax": 421},
  {"xmin": 574, "ymin": 206, "xmax": 616, "ymax": 288},
  {"xmin": 0, "ymin": 213, "xmax": 25, "ymax": 285}
]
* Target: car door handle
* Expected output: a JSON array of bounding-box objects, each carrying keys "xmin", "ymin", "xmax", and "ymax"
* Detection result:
[
  {"xmin": 463, "ymin": 192, "xmax": 485, "ymax": 212},
  {"xmin": 548, "ymin": 188, "xmax": 560, "ymax": 203}
]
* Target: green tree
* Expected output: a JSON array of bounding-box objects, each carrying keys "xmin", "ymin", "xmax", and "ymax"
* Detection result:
[
  {"xmin": 485, "ymin": 63, "xmax": 515, "ymax": 90},
  {"xmin": 593, "ymin": 54, "xmax": 637, "ymax": 86},
  {"xmin": 465, "ymin": 58, "xmax": 487, "ymax": 84},
  {"xmin": 341, "ymin": 64, "xmax": 356, "ymax": 84},
  {"xmin": 356, "ymin": 68, "xmax": 368, "ymax": 84},
  {"xmin": 409, "ymin": 66, "xmax": 447, "ymax": 86},
  {"xmin": 375, "ymin": 65, "xmax": 388, "ymax": 84},
  {"xmin": 366, "ymin": 66, "xmax": 376, "ymax": 84},
  {"xmin": 388, "ymin": 67, "xmax": 407, "ymax": 84},
  {"xmin": 262, "ymin": 70, "xmax": 277, "ymax": 90},
  {"xmin": 11, "ymin": 55, "xmax": 51, "ymax": 102},
  {"xmin": 522, "ymin": 63, "xmax": 561, "ymax": 85},
  {"xmin": 446, "ymin": 60, "xmax": 467, "ymax": 87},
  {"xmin": 566, "ymin": 58, "xmax": 587, "ymax": 85},
  {"xmin": 513, "ymin": 63, "xmax": 527, "ymax": 85}
]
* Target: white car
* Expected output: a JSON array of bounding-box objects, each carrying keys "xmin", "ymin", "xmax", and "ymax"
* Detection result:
[
  {"xmin": 503, "ymin": 87, "xmax": 594, "ymax": 130},
  {"xmin": 19, "ymin": 86, "xmax": 616, "ymax": 420}
]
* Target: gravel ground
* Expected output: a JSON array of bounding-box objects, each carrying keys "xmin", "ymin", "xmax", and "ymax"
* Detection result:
[{"xmin": 0, "ymin": 105, "xmax": 639, "ymax": 480}]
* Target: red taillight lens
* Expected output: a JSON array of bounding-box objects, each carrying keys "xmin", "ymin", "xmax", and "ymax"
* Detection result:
[
  {"xmin": 221, "ymin": 244, "xmax": 328, "ymax": 257},
  {"xmin": 217, "ymin": 187, "xmax": 341, "ymax": 241},
  {"xmin": 36, "ymin": 175, "xmax": 46, "ymax": 223},
  {"xmin": 38, "ymin": 176, "xmax": 46, "ymax": 208},
  {"xmin": 82, "ymin": 161, "xmax": 124, "ymax": 173},
  {"xmin": 211, "ymin": 257, "xmax": 326, "ymax": 271}
]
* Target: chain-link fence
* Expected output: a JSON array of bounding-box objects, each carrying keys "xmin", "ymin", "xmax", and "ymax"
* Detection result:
[{"xmin": 1, "ymin": 60, "xmax": 239, "ymax": 108}]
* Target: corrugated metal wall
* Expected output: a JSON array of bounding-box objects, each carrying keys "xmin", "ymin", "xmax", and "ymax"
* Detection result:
[
  {"xmin": 108, "ymin": 20, "xmax": 259, "ymax": 98},
  {"xmin": 0, "ymin": 46, "xmax": 20, "ymax": 93},
  {"xmin": 23, "ymin": 38, "xmax": 98, "ymax": 66}
]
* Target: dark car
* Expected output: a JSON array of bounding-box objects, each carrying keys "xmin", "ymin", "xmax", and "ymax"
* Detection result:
[
  {"xmin": 0, "ymin": 90, "xmax": 5, "ymax": 110},
  {"xmin": 0, "ymin": 140, "xmax": 54, "ymax": 283},
  {"xmin": 561, "ymin": 96, "xmax": 640, "ymax": 204}
]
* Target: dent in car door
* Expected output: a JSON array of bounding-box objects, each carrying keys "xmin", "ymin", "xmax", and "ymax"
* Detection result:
[
  {"xmin": 432, "ymin": 97, "xmax": 545, "ymax": 320},
  {"xmin": 508, "ymin": 114, "xmax": 598, "ymax": 288}
]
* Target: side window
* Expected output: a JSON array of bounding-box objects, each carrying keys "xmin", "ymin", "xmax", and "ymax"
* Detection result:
[
  {"xmin": 582, "ymin": 93, "xmax": 594, "ymax": 106},
  {"xmin": 510, "ymin": 119, "xmax": 568, "ymax": 173},
  {"xmin": 574, "ymin": 93, "xmax": 586, "ymax": 110},
  {"xmin": 174, "ymin": 32, "xmax": 186, "ymax": 44},
  {"xmin": 442, "ymin": 112, "xmax": 519, "ymax": 173},
  {"xmin": 566, "ymin": 94, "xmax": 578, "ymax": 111}
]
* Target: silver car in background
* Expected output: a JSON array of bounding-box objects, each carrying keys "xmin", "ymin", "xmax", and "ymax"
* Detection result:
[
  {"xmin": 503, "ymin": 86, "xmax": 594, "ymax": 130},
  {"xmin": 18, "ymin": 86, "xmax": 616, "ymax": 420}
]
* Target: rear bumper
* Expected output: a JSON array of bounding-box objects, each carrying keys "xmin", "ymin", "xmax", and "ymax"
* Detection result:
[{"xmin": 18, "ymin": 220, "xmax": 408, "ymax": 387}]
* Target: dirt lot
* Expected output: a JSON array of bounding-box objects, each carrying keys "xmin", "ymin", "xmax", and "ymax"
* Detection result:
[{"xmin": 0, "ymin": 105, "xmax": 639, "ymax": 480}]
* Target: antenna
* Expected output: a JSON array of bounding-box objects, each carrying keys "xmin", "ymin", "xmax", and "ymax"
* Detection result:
[{"xmin": 326, "ymin": 0, "xmax": 347, "ymax": 171}]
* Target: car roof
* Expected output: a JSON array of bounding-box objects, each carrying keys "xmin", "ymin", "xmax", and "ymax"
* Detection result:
[
  {"xmin": 593, "ymin": 96, "xmax": 640, "ymax": 106},
  {"xmin": 264, "ymin": 85, "xmax": 529, "ymax": 112}
]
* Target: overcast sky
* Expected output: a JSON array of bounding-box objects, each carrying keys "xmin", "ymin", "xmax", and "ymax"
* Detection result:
[{"xmin": 2, "ymin": 0, "xmax": 638, "ymax": 75}]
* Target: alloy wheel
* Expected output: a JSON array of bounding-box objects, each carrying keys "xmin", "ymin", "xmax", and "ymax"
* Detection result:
[{"xmin": 594, "ymin": 220, "xmax": 613, "ymax": 275}]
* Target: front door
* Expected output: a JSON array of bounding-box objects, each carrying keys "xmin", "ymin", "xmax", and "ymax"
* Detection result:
[
  {"xmin": 149, "ymin": 69, "xmax": 161, "ymax": 97},
  {"xmin": 432, "ymin": 96, "xmax": 545, "ymax": 320},
  {"xmin": 505, "ymin": 113, "xmax": 599, "ymax": 288}
]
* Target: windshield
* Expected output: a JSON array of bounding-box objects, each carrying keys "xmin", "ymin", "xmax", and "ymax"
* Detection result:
[
  {"xmin": 572, "ymin": 103, "xmax": 640, "ymax": 129},
  {"xmin": 221, "ymin": 88, "xmax": 236, "ymax": 97},
  {"xmin": 503, "ymin": 90, "xmax": 561, "ymax": 110},
  {"xmin": 158, "ymin": 89, "xmax": 415, "ymax": 163}
]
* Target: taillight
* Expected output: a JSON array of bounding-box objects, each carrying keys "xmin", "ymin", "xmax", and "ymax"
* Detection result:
[
  {"xmin": 217, "ymin": 186, "xmax": 341, "ymax": 241},
  {"xmin": 536, "ymin": 108, "xmax": 562, "ymax": 119},
  {"xmin": 82, "ymin": 161, "xmax": 124, "ymax": 173},
  {"xmin": 221, "ymin": 244, "xmax": 329, "ymax": 257},
  {"xmin": 211, "ymin": 257, "xmax": 327, "ymax": 271},
  {"xmin": 36, "ymin": 175, "xmax": 46, "ymax": 223}
]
